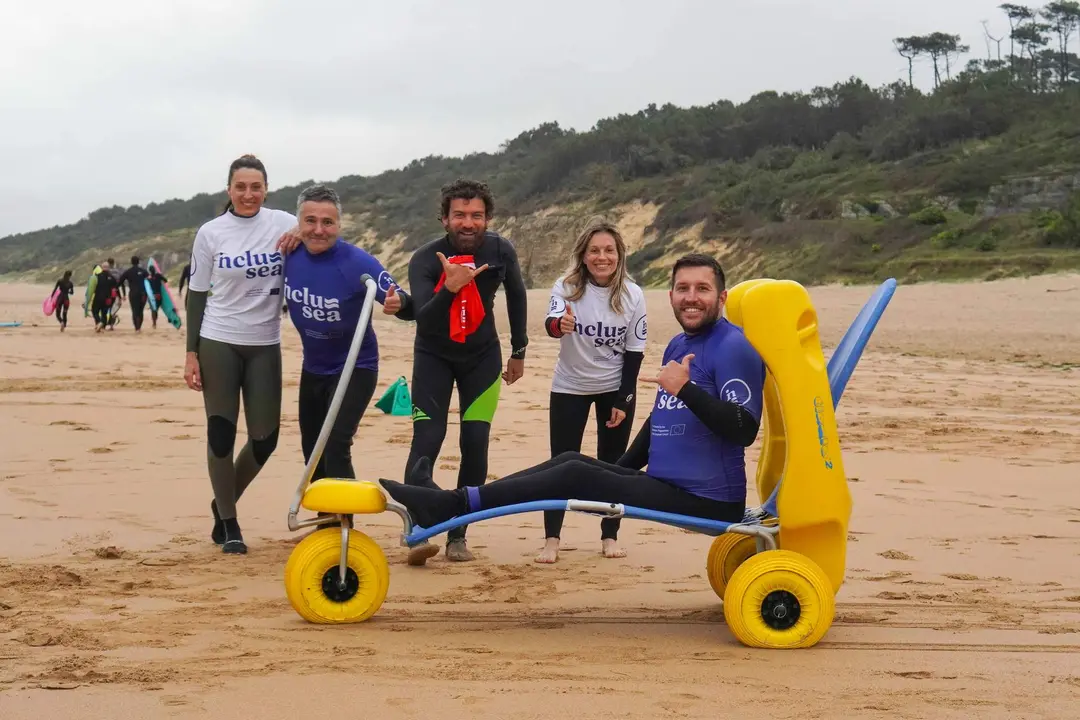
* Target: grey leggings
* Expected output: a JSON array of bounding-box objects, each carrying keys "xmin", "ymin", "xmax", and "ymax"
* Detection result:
[{"xmin": 198, "ymin": 338, "xmax": 282, "ymax": 519}]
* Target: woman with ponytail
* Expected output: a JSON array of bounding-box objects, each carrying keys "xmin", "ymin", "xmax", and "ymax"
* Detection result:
[{"xmin": 183, "ymin": 154, "xmax": 297, "ymax": 555}]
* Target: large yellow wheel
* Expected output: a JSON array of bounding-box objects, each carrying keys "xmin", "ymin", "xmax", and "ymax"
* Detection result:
[
  {"xmin": 284, "ymin": 528, "xmax": 390, "ymax": 624},
  {"xmin": 706, "ymin": 534, "xmax": 758, "ymax": 599},
  {"xmin": 723, "ymin": 550, "xmax": 834, "ymax": 649}
]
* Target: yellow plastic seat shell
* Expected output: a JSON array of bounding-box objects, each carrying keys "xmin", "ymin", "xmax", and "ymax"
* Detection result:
[{"xmin": 301, "ymin": 479, "xmax": 387, "ymax": 515}]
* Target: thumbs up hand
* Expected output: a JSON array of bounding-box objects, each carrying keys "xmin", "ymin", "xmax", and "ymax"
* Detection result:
[
  {"xmin": 559, "ymin": 303, "xmax": 576, "ymax": 335},
  {"xmin": 648, "ymin": 353, "xmax": 695, "ymax": 395},
  {"xmin": 382, "ymin": 284, "xmax": 402, "ymax": 315}
]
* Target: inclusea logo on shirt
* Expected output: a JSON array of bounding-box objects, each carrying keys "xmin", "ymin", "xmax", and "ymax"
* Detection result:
[
  {"xmin": 285, "ymin": 281, "xmax": 342, "ymax": 321},
  {"xmin": 217, "ymin": 250, "xmax": 284, "ymax": 279}
]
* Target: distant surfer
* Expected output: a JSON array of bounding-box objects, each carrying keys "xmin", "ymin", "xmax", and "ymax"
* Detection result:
[
  {"xmin": 178, "ymin": 262, "xmax": 191, "ymax": 301},
  {"xmin": 147, "ymin": 265, "xmax": 168, "ymax": 329},
  {"xmin": 91, "ymin": 260, "xmax": 120, "ymax": 333},
  {"xmin": 51, "ymin": 270, "xmax": 74, "ymax": 331},
  {"xmin": 119, "ymin": 256, "xmax": 150, "ymax": 332},
  {"xmin": 184, "ymin": 153, "xmax": 297, "ymax": 555}
]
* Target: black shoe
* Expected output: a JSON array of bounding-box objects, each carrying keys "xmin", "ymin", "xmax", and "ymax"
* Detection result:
[
  {"xmin": 222, "ymin": 518, "xmax": 247, "ymax": 554},
  {"xmin": 407, "ymin": 456, "xmax": 438, "ymax": 488},
  {"xmin": 211, "ymin": 500, "xmax": 225, "ymax": 545}
]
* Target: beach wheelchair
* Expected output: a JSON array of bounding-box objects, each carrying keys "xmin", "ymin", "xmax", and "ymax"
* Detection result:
[{"xmin": 284, "ymin": 273, "xmax": 897, "ymax": 649}]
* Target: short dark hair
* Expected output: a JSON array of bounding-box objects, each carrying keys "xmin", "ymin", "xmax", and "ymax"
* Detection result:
[
  {"xmin": 671, "ymin": 253, "xmax": 726, "ymax": 292},
  {"xmin": 131, "ymin": 255, "xmax": 140, "ymax": 266},
  {"xmin": 440, "ymin": 178, "xmax": 494, "ymax": 218}
]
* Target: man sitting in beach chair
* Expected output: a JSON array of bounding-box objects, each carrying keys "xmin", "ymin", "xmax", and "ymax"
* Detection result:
[{"xmin": 379, "ymin": 253, "xmax": 766, "ymax": 529}]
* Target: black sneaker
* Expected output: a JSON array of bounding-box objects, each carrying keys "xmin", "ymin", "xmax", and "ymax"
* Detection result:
[
  {"xmin": 222, "ymin": 518, "xmax": 247, "ymax": 554},
  {"xmin": 211, "ymin": 500, "xmax": 225, "ymax": 545}
]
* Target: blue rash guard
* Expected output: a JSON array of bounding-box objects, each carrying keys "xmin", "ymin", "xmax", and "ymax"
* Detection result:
[
  {"xmin": 284, "ymin": 240, "xmax": 413, "ymax": 375},
  {"xmin": 646, "ymin": 318, "xmax": 766, "ymax": 503}
]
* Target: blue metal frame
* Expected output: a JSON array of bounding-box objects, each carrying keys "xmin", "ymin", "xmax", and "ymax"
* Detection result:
[{"xmin": 403, "ymin": 279, "xmax": 898, "ymax": 547}]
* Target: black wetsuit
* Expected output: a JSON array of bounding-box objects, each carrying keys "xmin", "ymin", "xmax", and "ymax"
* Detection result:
[
  {"xmin": 120, "ymin": 264, "xmax": 150, "ymax": 330},
  {"xmin": 52, "ymin": 278, "xmax": 74, "ymax": 326},
  {"xmin": 147, "ymin": 273, "xmax": 167, "ymax": 326},
  {"xmin": 178, "ymin": 263, "xmax": 191, "ymax": 299},
  {"xmin": 92, "ymin": 270, "xmax": 119, "ymax": 327},
  {"xmin": 404, "ymin": 230, "xmax": 529, "ymax": 543}
]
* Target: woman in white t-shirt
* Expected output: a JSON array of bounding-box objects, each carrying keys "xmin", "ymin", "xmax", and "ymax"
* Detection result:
[
  {"xmin": 182, "ymin": 154, "xmax": 297, "ymax": 555},
  {"xmin": 538, "ymin": 218, "xmax": 647, "ymax": 563}
]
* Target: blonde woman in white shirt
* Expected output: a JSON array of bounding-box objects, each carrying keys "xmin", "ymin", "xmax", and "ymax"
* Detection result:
[
  {"xmin": 539, "ymin": 218, "xmax": 647, "ymax": 563},
  {"xmin": 183, "ymin": 154, "xmax": 297, "ymax": 555}
]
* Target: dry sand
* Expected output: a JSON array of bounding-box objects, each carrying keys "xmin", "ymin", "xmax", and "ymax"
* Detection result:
[{"xmin": 1, "ymin": 273, "xmax": 1079, "ymax": 719}]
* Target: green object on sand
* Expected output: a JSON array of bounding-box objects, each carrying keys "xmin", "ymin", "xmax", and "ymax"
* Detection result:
[{"xmin": 375, "ymin": 376, "xmax": 412, "ymax": 416}]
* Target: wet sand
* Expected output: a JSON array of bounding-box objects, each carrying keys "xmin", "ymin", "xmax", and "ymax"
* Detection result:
[{"xmin": 1, "ymin": 273, "xmax": 1079, "ymax": 719}]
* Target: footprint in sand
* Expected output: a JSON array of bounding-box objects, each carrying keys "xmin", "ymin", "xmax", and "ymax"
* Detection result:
[{"xmin": 878, "ymin": 550, "xmax": 916, "ymax": 561}]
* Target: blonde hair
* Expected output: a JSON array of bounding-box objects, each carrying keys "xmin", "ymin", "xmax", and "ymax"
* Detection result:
[{"xmin": 562, "ymin": 217, "xmax": 631, "ymax": 314}]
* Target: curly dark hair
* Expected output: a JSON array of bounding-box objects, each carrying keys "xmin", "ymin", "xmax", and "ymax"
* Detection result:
[{"xmin": 440, "ymin": 178, "xmax": 495, "ymax": 218}]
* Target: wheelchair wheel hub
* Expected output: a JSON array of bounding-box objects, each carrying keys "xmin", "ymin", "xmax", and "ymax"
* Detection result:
[
  {"xmin": 321, "ymin": 567, "xmax": 360, "ymax": 603},
  {"xmin": 761, "ymin": 590, "xmax": 800, "ymax": 630}
]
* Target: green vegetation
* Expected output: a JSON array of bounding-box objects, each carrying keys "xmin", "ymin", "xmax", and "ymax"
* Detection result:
[{"xmin": 3, "ymin": 2, "xmax": 1080, "ymax": 287}]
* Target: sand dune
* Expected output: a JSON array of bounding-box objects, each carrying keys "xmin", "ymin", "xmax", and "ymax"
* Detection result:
[{"xmin": 1, "ymin": 273, "xmax": 1079, "ymax": 719}]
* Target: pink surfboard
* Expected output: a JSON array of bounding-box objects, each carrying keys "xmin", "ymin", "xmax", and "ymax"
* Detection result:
[{"xmin": 42, "ymin": 288, "xmax": 60, "ymax": 316}]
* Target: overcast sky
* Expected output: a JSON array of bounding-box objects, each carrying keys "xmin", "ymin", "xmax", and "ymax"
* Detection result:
[{"xmin": 1, "ymin": 0, "xmax": 1015, "ymax": 238}]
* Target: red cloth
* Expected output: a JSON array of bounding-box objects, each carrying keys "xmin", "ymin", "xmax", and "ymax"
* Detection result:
[{"xmin": 434, "ymin": 254, "xmax": 485, "ymax": 343}]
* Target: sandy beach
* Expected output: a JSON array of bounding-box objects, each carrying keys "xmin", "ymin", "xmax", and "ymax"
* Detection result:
[{"xmin": 2, "ymin": 272, "xmax": 1079, "ymax": 719}]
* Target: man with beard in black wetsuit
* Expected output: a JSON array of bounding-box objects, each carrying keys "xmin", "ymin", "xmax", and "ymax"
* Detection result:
[
  {"xmin": 119, "ymin": 256, "xmax": 150, "ymax": 332},
  {"xmin": 403, "ymin": 178, "xmax": 529, "ymax": 565}
]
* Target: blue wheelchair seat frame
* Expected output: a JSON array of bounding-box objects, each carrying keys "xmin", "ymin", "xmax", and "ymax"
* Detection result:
[{"xmin": 396, "ymin": 278, "xmax": 898, "ymax": 547}]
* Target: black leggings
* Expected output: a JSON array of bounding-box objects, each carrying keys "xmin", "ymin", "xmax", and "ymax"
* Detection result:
[
  {"xmin": 91, "ymin": 301, "xmax": 110, "ymax": 326},
  {"xmin": 129, "ymin": 293, "xmax": 146, "ymax": 330},
  {"xmin": 404, "ymin": 343, "xmax": 502, "ymax": 541},
  {"xmin": 546, "ymin": 391, "xmax": 636, "ymax": 541},
  {"xmin": 299, "ymin": 367, "xmax": 378, "ymax": 481},
  {"xmin": 56, "ymin": 301, "xmax": 69, "ymax": 326},
  {"xmin": 381, "ymin": 451, "xmax": 745, "ymax": 533}
]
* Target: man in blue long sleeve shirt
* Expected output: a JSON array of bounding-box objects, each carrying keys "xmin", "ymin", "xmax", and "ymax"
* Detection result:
[{"xmin": 284, "ymin": 184, "xmax": 414, "ymax": 492}]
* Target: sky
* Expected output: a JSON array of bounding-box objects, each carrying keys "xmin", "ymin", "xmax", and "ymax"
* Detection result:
[{"xmin": 0, "ymin": 0, "xmax": 1016, "ymax": 238}]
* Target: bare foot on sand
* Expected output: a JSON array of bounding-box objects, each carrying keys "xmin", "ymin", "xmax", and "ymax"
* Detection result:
[
  {"xmin": 535, "ymin": 537, "xmax": 559, "ymax": 563},
  {"xmin": 602, "ymin": 538, "xmax": 626, "ymax": 558}
]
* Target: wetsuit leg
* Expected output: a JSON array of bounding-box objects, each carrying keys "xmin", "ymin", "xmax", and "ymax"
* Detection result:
[
  {"xmin": 404, "ymin": 347, "xmax": 455, "ymax": 486},
  {"xmin": 447, "ymin": 343, "xmax": 503, "ymax": 542},
  {"xmin": 130, "ymin": 293, "xmax": 146, "ymax": 331},
  {"xmin": 544, "ymin": 391, "xmax": 593, "ymax": 539},
  {"xmin": 198, "ymin": 339, "xmax": 244, "ymax": 519},
  {"xmin": 232, "ymin": 343, "xmax": 282, "ymax": 504},
  {"xmin": 56, "ymin": 301, "xmax": 68, "ymax": 326},
  {"xmin": 91, "ymin": 301, "xmax": 108, "ymax": 326},
  {"xmin": 380, "ymin": 452, "xmax": 745, "ymax": 531},
  {"xmin": 298, "ymin": 369, "xmax": 329, "ymax": 482},
  {"xmin": 321, "ymin": 368, "xmax": 377, "ymax": 479},
  {"xmin": 593, "ymin": 390, "xmax": 636, "ymax": 541},
  {"xmin": 299, "ymin": 368, "xmax": 378, "ymax": 480}
]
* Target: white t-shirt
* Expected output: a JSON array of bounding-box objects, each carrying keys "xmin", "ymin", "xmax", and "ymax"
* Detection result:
[
  {"xmin": 188, "ymin": 208, "xmax": 297, "ymax": 346},
  {"xmin": 547, "ymin": 276, "xmax": 647, "ymax": 395}
]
